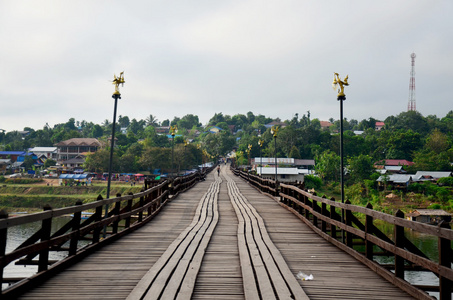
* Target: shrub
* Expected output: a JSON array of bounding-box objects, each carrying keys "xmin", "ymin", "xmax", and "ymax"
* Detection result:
[
  {"xmin": 437, "ymin": 177, "xmax": 453, "ymax": 187},
  {"xmin": 304, "ymin": 175, "xmax": 322, "ymax": 190},
  {"xmin": 428, "ymin": 203, "xmax": 441, "ymax": 209}
]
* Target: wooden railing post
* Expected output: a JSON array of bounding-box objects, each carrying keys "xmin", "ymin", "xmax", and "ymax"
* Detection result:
[
  {"xmin": 69, "ymin": 200, "xmax": 82, "ymax": 256},
  {"xmin": 112, "ymin": 193, "xmax": 121, "ymax": 234},
  {"xmin": 304, "ymin": 191, "xmax": 310, "ymax": 220},
  {"xmin": 297, "ymin": 191, "xmax": 303, "ymax": 215},
  {"xmin": 0, "ymin": 210, "xmax": 8, "ymax": 286},
  {"xmin": 345, "ymin": 200, "xmax": 353, "ymax": 247},
  {"xmin": 394, "ymin": 209, "xmax": 405, "ymax": 279},
  {"xmin": 138, "ymin": 190, "xmax": 144, "ymax": 222},
  {"xmin": 438, "ymin": 221, "xmax": 452, "ymax": 300},
  {"xmin": 312, "ymin": 192, "xmax": 318, "ymax": 228},
  {"xmin": 125, "ymin": 192, "xmax": 133, "ymax": 228},
  {"xmin": 365, "ymin": 203, "xmax": 374, "ymax": 260},
  {"xmin": 321, "ymin": 196, "xmax": 327, "ymax": 233},
  {"xmin": 330, "ymin": 197, "xmax": 337, "ymax": 239},
  {"xmin": 38, "ymin": 205, "xmax": 52, "ymax": 272},
  {"xmin": 92, "ymin": 195, "xmax": 103, "ymax": 243}
]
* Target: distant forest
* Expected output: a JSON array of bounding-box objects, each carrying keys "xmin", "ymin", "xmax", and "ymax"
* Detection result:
[{"xmin": 1, "ymin": 110, "xmax": 452, "ymax": 179}]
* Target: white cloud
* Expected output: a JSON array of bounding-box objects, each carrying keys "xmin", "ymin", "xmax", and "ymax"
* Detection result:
[{"xmin": 0, "ymin": 1, "xmax": 452, "ymax": 132}]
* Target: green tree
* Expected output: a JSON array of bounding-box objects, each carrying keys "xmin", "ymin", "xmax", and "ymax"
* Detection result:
[
  {"xmin": 315, "ymin": 150, "xmax": 340, "ymax": 182},
  {"xmin": 139, "ymin": 147, "xmax": 171, "ymax": 173},
  {"xmin": 425, "ymin": 129, "xmax": 449, "ymax": 154},
  {"xmin": 289, "ymin": 145, "xmax": 301, "ymax": 159},
  {"xmin": 23, "ymin": 155, "xmax": 34, "ymax": 171},
  {"xmin": 347, "ymin": 154, "xmax": 374, "ymax": 183},
  {"xmin": 84, "ymin": 149, "xmax": 119, "ymax": 172},
  {"xmin": 91, "ymin": 124, "xmax": 103, "ymax": 138},
  {"xmin": 44, "ymin": 159, "xmax": 57, "ymax": 168}
]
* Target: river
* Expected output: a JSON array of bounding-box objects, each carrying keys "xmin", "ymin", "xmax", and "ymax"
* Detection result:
[{"xmin": 2, "ymin": 216, "xmax": 89, "ymax": 291}]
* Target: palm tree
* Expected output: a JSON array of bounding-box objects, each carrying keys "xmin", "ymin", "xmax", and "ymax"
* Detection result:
[{"xmin": 146, "ymin": 114, "xmax": 159, "ymax": 127}]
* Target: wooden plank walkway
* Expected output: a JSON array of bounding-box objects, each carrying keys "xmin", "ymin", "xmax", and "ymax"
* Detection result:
[{"xmin": 16, "ymin": 165, "xmax": 416, "ymax": 300}]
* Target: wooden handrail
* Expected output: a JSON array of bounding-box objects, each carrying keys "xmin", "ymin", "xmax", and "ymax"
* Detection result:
[
  {"xmin": 233, "ymin": 167, "xmax": 453, "ymax": 300},
  {"xmin": 0, "ymin": 170, "xmax": 208, "ymax": 296}
]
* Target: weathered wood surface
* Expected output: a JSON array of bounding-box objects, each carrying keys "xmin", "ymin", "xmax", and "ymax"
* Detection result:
[
  {"xmin": 230, "ymin": 175, "xmax": 415, "ymax": 300},
  {"xmin": 17, "ymin": 166, "xmax": 416, "ymax": 299}
]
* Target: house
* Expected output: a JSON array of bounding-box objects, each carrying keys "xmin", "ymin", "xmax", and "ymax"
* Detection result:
[
  {"xmin": 61, "ymin": 155, "xmax": 86, "ymax": 170},
  {"xmin": 252, "ymin": 157, "xmax": 315, "ymax": 180},
  {"xmin": 320, "ymin": 121, "xmax": 333, "ymax": 130},
  {"xmin": 0, "ymin": 151, "xmax": 39, "ymax": 172},
  {"xmin": 375, "ymin": 122, "xmax": 385, "ymax": 130},
  {"xmin": 376, "ymin": 174, "xmax": 413, "ymax": 189},
  {"xmin": 0, "ymin": 159, "xmax": 11, "ymax": 174},
  {"xmin": 407, "ymin": 209, "xmax": 451, "ymax": 224},
  {"xmin": 208, "ymin": 126, "xmax": 223, "ymax": 133},
  {"xmin": 413, "ymin": 171, "xmax": 452, "ymax": 183},
  {"xmin": 155, "ymin": 126, "xmax": 170, "ymax": 134},
  {"xmin": 264, "ymin": 121, "xmax": 287, "ymax": 129},
  {"xmin": 55, "ymin": 138, "xmax": 102, "ymax": 162},
  {"xmin": 375, "ymin": 159, "xmax": 414, "ymax": 173},
  {"xmin": 28, "ymin": 147, "xmax": 57, "ymax": 160},
  {"xmin": 257, "ymin": 167, "xmax": 306, "ymax": 182}
]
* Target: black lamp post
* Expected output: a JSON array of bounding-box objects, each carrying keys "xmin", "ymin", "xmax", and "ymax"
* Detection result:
[
  {"xmin": 170, "ymin": 125, "xmax": 177, "ymax": 178},
  {"xmin": 258, "ymin": 139, "xmax": 263, "ymax": 176},
  {"xmin": 184, "ymin": 139, "xmax": 188, "ymax": 172},
  {"xmin": 270, "ymin": 125, "xmax": 279, "ymax": 184},
  {"xmin": 333, "ymin": 72, "xmax": 349, "ymax": 243},
  {"xmin": 104, "ymin": 72, "xmax": 124, "ymax": 237}
]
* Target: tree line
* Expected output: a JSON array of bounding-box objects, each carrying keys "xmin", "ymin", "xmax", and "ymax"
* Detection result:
[{"xmin": 0, "ymin": 110, "xmax": 452, "ymax": 180}]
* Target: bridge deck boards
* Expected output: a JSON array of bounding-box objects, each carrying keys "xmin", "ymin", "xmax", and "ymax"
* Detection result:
[{"xmin": 17, "ymin": 166, "xmax": 415, "ymax": 299}]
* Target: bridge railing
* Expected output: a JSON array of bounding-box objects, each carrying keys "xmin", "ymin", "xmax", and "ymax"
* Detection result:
[
  {"xmin": 234, "ymin": 168, "xmax": 453, "ymax": 300},
  {"xmin": 0, "ymin": 170, "xmax": 206, "ymax": 297}
]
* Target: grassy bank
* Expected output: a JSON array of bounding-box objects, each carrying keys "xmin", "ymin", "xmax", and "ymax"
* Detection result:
[
  {"xmin": 316, "ymin": 182, "xmax": 453, "ymax": 214},
  {"xmin": 0, "ymin": 182, "xmax": 143, "ymax": 213}
]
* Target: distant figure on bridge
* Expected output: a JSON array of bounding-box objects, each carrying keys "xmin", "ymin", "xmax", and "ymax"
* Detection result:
[{"xmin": 217, "ymin": 166, "xmax": 220, "ymax": 176}]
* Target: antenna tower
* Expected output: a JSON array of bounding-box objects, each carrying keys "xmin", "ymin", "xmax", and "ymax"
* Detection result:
[{"xmin": 407, "ymin": 53, "xmax": 416, "ymax": 111}]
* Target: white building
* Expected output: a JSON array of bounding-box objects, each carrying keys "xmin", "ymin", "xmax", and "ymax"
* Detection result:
[
  {"xmin": 28, "ymin": 147, "xmax": 57, "ymax": 160},
  {"xmin": 256, "ymin": 167, "xmax": 306, "ymax": 182}
]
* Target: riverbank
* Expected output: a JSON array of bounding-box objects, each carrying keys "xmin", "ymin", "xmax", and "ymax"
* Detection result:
[{"xmin": 0, "ymin": 180, "xmax": 143, "ymax": 213}]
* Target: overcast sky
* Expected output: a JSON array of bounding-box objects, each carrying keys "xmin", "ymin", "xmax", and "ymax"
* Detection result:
[{"xmin": 1, "ymin": 1, "xmax": 452, "ymax": 132}]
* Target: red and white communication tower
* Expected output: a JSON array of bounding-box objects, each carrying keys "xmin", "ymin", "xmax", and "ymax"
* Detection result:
[{"xmin": 408, "ymin": 53, "xmax": 416, "ymax": 111}]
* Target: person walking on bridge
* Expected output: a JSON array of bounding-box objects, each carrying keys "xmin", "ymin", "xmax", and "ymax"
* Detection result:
[{"xmin": 217, "ymin": 165, "xmax": 220, "ymax": 176}]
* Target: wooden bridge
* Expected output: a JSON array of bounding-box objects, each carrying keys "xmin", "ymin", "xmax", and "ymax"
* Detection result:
[{"xmin": 1, "ymin": 165, "xmax": 452, "ymax": 299}]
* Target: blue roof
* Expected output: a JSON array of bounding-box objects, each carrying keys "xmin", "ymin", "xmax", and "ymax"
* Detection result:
[
  {"xmin": 166, "ymin": 134, "xmax": 182, "ymax": 139},
  {"xmin": 0, "ymin": 151, "xmax": 28, "ymax": 155},
  {"xmin": 59, "ymin": 174, "xmax": 88, "ymax": 179}
]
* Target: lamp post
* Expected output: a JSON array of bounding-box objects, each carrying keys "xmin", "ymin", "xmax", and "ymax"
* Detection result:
[
  {"xmin": 247, "ymin": 144, "xmax": 252, "ymax": 172},
  {"xmin": 184, "ymin": 139, "xmax": 189, "ymax": 172},
  {"xmin": 170, "ymin": 125, "xmax": 177, "ymax": 178},
  {"xmin": 332, "ymin": 72, "xmax": 349, "ymax": 243},
  {"xmin": 197, "ymin": 144, "xmax": 201, "ymax": 172},
  {"xmin": 270, "ymin": 125, "xmax": 279, "ymax": 183},
  {"xmin": 237, "ymin": 151, "xmax": 243, "ymax": 169},
  {"xmin": 258, "ymin": 139, "xmax": 264, "ymax": 176},
  {"xmin": 105, "ymin": 71, "xmax": 125, "ymax": 237}
]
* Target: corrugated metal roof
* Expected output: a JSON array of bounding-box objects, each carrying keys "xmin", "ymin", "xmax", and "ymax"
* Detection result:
[
  {"xmin": 414, "ymin": 171, "xmax": 452, "ymax": 180},
  {"xmin": 257, "ymin": 167, "xmax": 303, "ymax": 175},
  {"xmin": 377, "ymin": 174, "xmax": 412, "ymax": 183}
]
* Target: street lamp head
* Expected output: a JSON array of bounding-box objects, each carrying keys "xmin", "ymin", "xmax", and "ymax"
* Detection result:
[
  {"xmin": 112, "ymin": 72, "xmax": 125, "ymax": 96},
  {"xmin": 258, "ymin": 139, "xmax": 264, "ymax": 147},
  {"xmin": 270, "ymin": 125, "xmax": 279, "ymax": 138},
  {"xmin": 332, "ymin": 72, "xmax": 349, "ymax": 99},
  {"xmin": 170, "ymin": 125, "xmax": 177, "ymax": 137}
]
